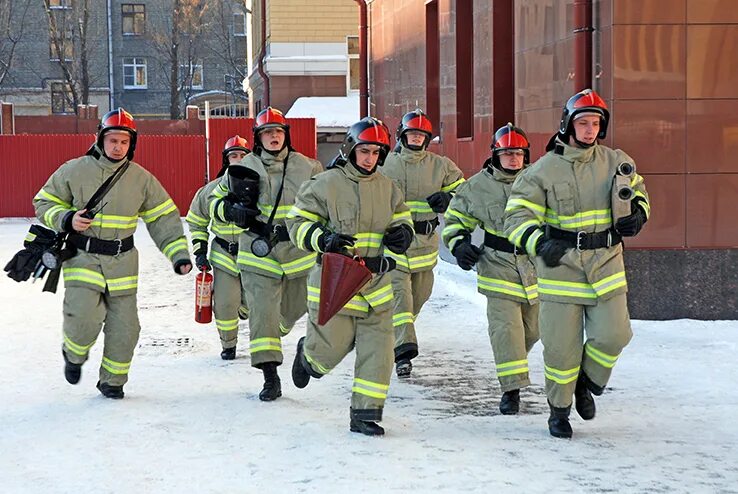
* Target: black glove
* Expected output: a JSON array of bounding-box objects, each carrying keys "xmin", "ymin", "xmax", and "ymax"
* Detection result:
[
  {"xmin": 615, "ymin": 203, "xmax": 647, "ymax": 237},
  {"xmin": 222, "ymin": 198, "xmax": 260, "ymax": 228},
  {"xmin": 537, "ymin": 238, "xmax": 569, "ymax": 268},
  {"xmin": 426, "ymin": 191, "xmax": 453, "ymax": 214},
  {"xmin": 452, "ymin": 239, "xmax": 482, "ymax": 270},
  {"xmin": 318, "ymin": 232, "xmax": 356, "ymax": 253},
  {"xmin": 383, "ymin": 224, "xmax": 414, "ymax": 254},
  {"xmin": 195, "ymin": 252, "xmax": 211, "ymax": 271},
  {"xmin": 4, "ymin": 249, "xmax": 40, "ymax": 282},
  {"xmin": 173, "ymin": 258, "xmax": 193, "ymax": 275}
]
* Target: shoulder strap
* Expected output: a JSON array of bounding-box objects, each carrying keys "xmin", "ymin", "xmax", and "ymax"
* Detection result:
[{"xmin": 84, "ymin": 159, "xmax": 131, "ymax": 213}]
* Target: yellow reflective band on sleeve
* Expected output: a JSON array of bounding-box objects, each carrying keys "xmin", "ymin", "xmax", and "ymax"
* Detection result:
[
  {"xmin": 385, "ymin": 250, "xmax": 410, "ymax": 269},
  {"xmin": 24, "ymin": 232, "xmax": 37, "ymax": 243},
  {"xmin": 163, "ymin": 238, "xmax": 188, "ymax": 260},
  {"xmin": 36, "ymin": 189, "xmax": 72, "ymax": 208},
  {"xmin": 526, "ymin": 228, "xmax": 543, "ymax": 256},
  {"xmin": 211, "ymin": 251, "xmax": 239, "ymax": 275},
  {"xmin": 556, "ymin": 209, "xmax": 612, "ymax": 229},
  {"xmin": 355, "ymin": 232, "xmax": 384, "ymax": 249},
  {"xmin": 258, "ymin": 204, "xmax": 292, "ymax": 220},
  {"xmin": 591, "ymin": 271, "xmax": 627, "ymax": 297},
  {"xmin": 441, "ymin": 178, "xmax": 465, "ymax": 193},
  {"xmin": 634, "ymin": 191, "xmax": 651, "ymax": 219},
  {"xmin": 90, "ymin": 214, "xmax": 139, "ymax": 230},
  {"xmin": 279, "ymin": 323, "xmax": 292, "ymax": 335},
  {"xmin": 392, "ymin": 210, "xmax": 413, "ymax": 223},
  {"xmin": 295, "ymin": 221, "xmax": 314, "ymax": 249},
  {"xmin": 250, "ymin": 337, "xmax": 282, "ymax": 354},
  {"xmin": 288, "ymin": 206, "xmax": 324, "ymax": 223},
  {"xmin": 537, "ymin": 278, "xmax": 598, "ymax": 299},
  {"xmin": 281, "ymin": 253, "xmax": 317, "ymax": 276},
  {"xmin": 63, "ymin": 332, "xmax": 96, "ymax": 356},
  {"xmin": 107, "ymin": 276, "xmax": 138, "ymax": 292},
  {"xmin": 185, "ymin": 210, "xmax": 209, "ymax": 226},
  {"xmin": 44, "ymin": 205, "xmax": 71, "ymax": 229},
  {"xmin": 62, "ymin": 268, "xmax": 106, "ymax": 288},
  {"xmin": 585, "ymin": 343, "xmax": 621, "ymax": 369},
  {"xmin": 445, "ymin": 208, "xmax": 479, "ymax": 230},
  {"xmin": 442, "ymin": 223, "xmax": 468, "ymax": 239},
  {"xmin": 101, "ymin": 357, "xmax": 131, "ymax": 375},
  {"xmin": 393, "ymin": 311, "xmax": 414, "ymax": 327},
  {"xmin": 191, "ymin": 231, "xmax": 209, "ymax": 242},
  {"xmin": 482, "ymin": 226, "xmax": 505, "ymax": 237},
  {"xmin": 238, "ymin": 251, "xmax": 284, "ymax": 276},
  {"xmin": 352, "ymin": 377, "xmax": 390, "ymax": 399},
  {"xmin": 307, "ymin": 286, "xmax": 369, "ymax": 313},
  {"xmin": 406, "ymin": 200, "xmax": 434, "ymax": 214},
  {"xmin": 544, "ymin": 365, "xmax": 580, "ymax": 385},
  {"xmin": 140, "ymin": 199, "xmax": 177, "ymax": 223},
  {"xmin": 477, "ymin": 275, "xmax": 529, "ymax": 299},
  {"xmin": 211, "ymin": 223, "xmax": 244, "ymax": 236},
  {"xmin": 505, "ymin": 198, "xmax": 547, "ymax": 218},
  {"xmin": 509, "ymin": 219, "xmax": 540, "ymax": 247},
  {"xmin": 216, "ymin": 318, "xmax": 239, "ymax": 332},
  {"xmin": 496, "ymin": 359, "xmax": 529, "ymax": 377}
]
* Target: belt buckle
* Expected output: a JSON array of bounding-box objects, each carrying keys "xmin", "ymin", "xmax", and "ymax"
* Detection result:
[
  {"xmin": 424, "ymin": 221, "xmax": 433, "ymax": 235},
  {"xmin": 606, "ymin": 230, "xmax": 612, "ymax": 248},
  {"xmin": 114, "ymin": 238, "xmax": 123, "ymax": 256},
  {"xmin": 576, "ymin": 231, "xmax": 586, "ymax": 251},
  {"xmin": 228, "ymin": 241, "xmax": 238, "ymax": 254},
  {"xmin": 377, "ymin": 256, "xmax": 391, "ymax": 274},
  {"xmin": 513, "ymin": 244, "xmax": 519, "ymax": 256}
]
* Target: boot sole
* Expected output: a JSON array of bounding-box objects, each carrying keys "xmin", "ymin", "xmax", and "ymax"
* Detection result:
[
  {"xmin": 258, "ymin": 389, "xmax": 282, "ymax": 401},
  {"xmin": 350, "ymin": 426, "xmax": 385, "ymax": 436},
  {"xmin": 549, "ymin": 429, "xmax": 572, "ymax": 439}
]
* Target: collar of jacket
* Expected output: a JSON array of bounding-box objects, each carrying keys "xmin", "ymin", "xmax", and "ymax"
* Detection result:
[
  {"xmin": 341, "ymin": 160, "xmax": 379, "ymax": 183},
  {"xmin": 90, "ymin": 145, "xmax": 128, "ymax": 170},
  {"xmin": 488, "ymin": 164, "xmax": 519, "ymax": 184},
  {"xmin": 258, "ymin": 147, "xmax": 289, "ymax": 166},
  {"xmin": 554, "ymin": 137, "xmax": 596, "ymax": 163},
  {"xmin": 399, "ymin": 145, "xmax": 427, "ymax": 164}
]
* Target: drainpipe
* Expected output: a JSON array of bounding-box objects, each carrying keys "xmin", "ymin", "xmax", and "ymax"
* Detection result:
[
  {"xmin": 106, "ymin": 0, "xmax": 114, "ymax": 109},
  {"xmin": 573, "ymin": 0, "xmax": 593, "ymax": 91},
  {"xmin": 354, "ymin": 0, "xmax": 368, "ymax": 118},
  {"xmin": 257, "ymin": 0, "xmax": 270, "ymax": 107}
]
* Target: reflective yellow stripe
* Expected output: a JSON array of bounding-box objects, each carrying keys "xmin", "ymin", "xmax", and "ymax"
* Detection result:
[
  {"xmin": 237, "ymin": 251, "xmax": 283, "ymax": 275},
  {"xmin": 140, "ymin": 199, "xmax": 177, "ymax": 223},
  {"xmin": 406, "ymin": 251, "xmax": 438, "ymax": 270},
  {"xmin": 211, "ymin": 251, "xmax": 239, "ymax": 275},
  {"xmin": 296, "ymin": 221, "xmax": 314, "ymax": 248},
  {"xmin": 509, "ymin": 219, "xmax": 540, "ymax": 247},
  {"xmin": 216, "ymin": 318, "xmax": 239, "ymax": 331},
  {"xmin": 62, "ymin": 268, "xmax": 106, "ymax": 288},
  {"xmin": 555, "ymin": 209, "xmax": 612, "ymax": 229},
  {"xmin": 279, "ymin": 323, "xmax": 292, "ymax": 335},
  {"xmin": 363, "ymin": 283, "xmax": 394, "ymax": 306},
  {"xmin": 352, "ymin": 377, "xmax": 389, "ymax": 399},
  {"xmin": 406, "ymin": 201, "xmax": 434, "ymax": 214},
  {"xmin": 250, "ymin": 337, "xmax": 282, "ymax": 354},
  {"xmin": 477, "ymin": 275, "xmax": 528, "ymax": 299},
  {"xmin": 393, "ymin": 312, "xmax": 414, "ymax": 327},
  {"xmin": 44, "ymin": 204, "xmax": 71, "ymax": 228},
  {"xmin": 392, "ymin": 210, "xmax": 413, "ymax": 223},
  {"xmin": 107, "ymin": 276, "xmax": 138, "ymax": 292},
  {"xmin": 544, "ymin": 365, "xmax": 579, "ymax": 385},
  {"xmin": 36, "ymin": 189, "xmax": 71, "ymax": 207},
  {"xmin": 90, "ymin": 214, "xmax": 138, "ymax": 229},
  {"xmin": 211, "ymin": 223, "xmax": 244, "ymax": 236},
  {"xmin": 281, "ymin": 253, "xmax": 317, "ymax": 276},
  {"xmin": 526, "ymin": 228, "xmax": 543, "ymax": 255},
  {"xmin": 445, "ymin": 208, "xmax": 479, "ymax": 229},
  {"xmin": 591, "ymin": 271, "xmax": 627, "ymax": 296},
  {"xmin": 355, "ymin": 232, "xmax": 384, "ymax": 249},
  {"xmin": 304, "ymin": 352, "xmax": 331, "ymax": 374},
  {"xmin": 258, "ymin": 204, "xmax": 292, "ymax": 219},
  {"xmin": 307, "ymin": 286, "xmax": 369, "ymax": 312},
  {"xmin": 63, "ymin": 333, "xmax": 95, "ymax": 356},
  {"xmin": 585, "ymin": 343, "xmax": 620, "ymax": 369},
  {"xmin": 101, "ymin": 357, "xmax": 131, "ymax": 375},
  {"xmin": 185, "ymin": 210, "xmax": 209, "ymax": 226},
  {"xmin": 288, "ymin": 206, "xmax": 324, "ymax": 223},
  {"xmin": 25, "ymin": 233, "xmax": 37, "ymax": 243},
  {"xmin": 441, "ymin": 178, "xmax": 465, "ymax": 192},
  {"xmin": 191, "ymin": 231, "xmax": 209, "ymax": 242},
  {"xmin": 163, "ymin": 238, "xmax": 188, "ymax": 260},
  {"xmin": 538, "ymin": 278, "xmax": 597, "ymax": 299},
  {"xmin": 496, "ymin": 359, "xmax": 529, "ymax": 377},
  {"xmin": 505, "ymin": 198, "xmax": 546, "ymax": 218}
]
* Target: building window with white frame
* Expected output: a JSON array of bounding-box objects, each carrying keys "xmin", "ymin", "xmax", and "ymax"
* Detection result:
[
  {"xmin": 123, "ymin": 57, "xmax": 147, "ymax": 89},
  {"xmin": 347, "ymin": 35, "xmax": 359, "ymax": 92},
  {"xmin": 50, "ymin": 81, "xmax": 74, "ymax": 114},
  {"xmin": 122, "ymin": 4, "xmax": 145, "ymax": 35},
  {"xmin": 233, "ymin": 12, "xmax": 246, "ymax": 36},
  {"xmin": 49, "ymin": 29, "xmax": 74, "ymax": 61},
  {"xmin": 48, "ymin": 0, "xmax": 71, "ymax": 9},
  {"xmin": 180, "ymin": 62, "xmax": 204, "ymax": 90}
]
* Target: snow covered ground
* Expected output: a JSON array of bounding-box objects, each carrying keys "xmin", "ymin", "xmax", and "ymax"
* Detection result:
[{"xmin": 1, "ymin": 218, "xmax": 737, "ymax": 494}]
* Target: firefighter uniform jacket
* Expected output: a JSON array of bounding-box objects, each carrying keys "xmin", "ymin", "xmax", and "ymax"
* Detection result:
[
  {"xmin": 209, "ymin": 148, "xmax": 323, "ymax": 280},
  {"xmin": 33, "ymin": 151, "xmax": 190, "ymax": 297},
  {"xmin": 381, "ymin": 147, "xmax": 464, "ymax": 273},
  {"xmin": 186, "ymin": 180, "xmax": 243, "ymax": 277},
  {"xmin": 503, "ymin": 139, "xmax": 650, "ymax": 306},
  {"xmin": 286, "ymin": 163, "xmax": 413, "ymax": 318},
  {"xmin": 443, "ymin": 165, "xmax": 538, "ymax": 304}
]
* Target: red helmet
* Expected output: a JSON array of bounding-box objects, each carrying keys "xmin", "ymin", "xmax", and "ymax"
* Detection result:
[
  {"xmin": 491, "ymin": 123, "xmax": 530, "ymax": 165},
  {"xmin": 222, "ymin": 135, "xmax": 250, "ymax": 164},
  {"xmin": 338, "ymin": 117, "xmax": 391, "ymax": 168},
  {"xmin": 559, "ymin": 88, "xmax": 609, "ymax": 139},
  {"xmin": 96, "ymin": 107, "xmax": 137, "ymax": 159},
  {"xmin": 253, "ymin": 107, "xmax": 290, "ymax": 151},
  {"xmin": 396, "ymin": 109, "xmax": 433, "ymax": 150}
]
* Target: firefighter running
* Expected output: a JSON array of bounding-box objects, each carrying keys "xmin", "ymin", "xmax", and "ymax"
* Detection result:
[
  {"xmin": 33, "ymin": 108, "xmax": 192, "ymax": 399},
  {"xmin": 443, "ymin": 123, "xmax": 540, "ymax": 415},
  {"xmin": 504, "ymin": 89, "xmax": 651, "ymax": 438}
]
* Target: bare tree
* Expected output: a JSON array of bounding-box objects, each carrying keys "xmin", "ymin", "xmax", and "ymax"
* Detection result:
[
  {"xmin": 0, "ymin": 0, "xmax": 32, "ymax": 88},
  {"xmin": 202, "ymin": 1, "xmax": 248, "ymax": 81}
]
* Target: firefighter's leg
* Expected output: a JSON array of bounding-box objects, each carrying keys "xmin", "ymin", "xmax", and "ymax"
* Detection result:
[
  {"xmin": 278, "ymin": 275, "xmax": 308, "ymax": 337},
  {"xmin": 351, "ymin": 306, "xmax": 394, "ymax": 423},
  {"xmin": 522, "ymin": 301, "xmax": 541, "ymax": 353},
  {"xmin": 241, "ymin": 271, "xmax": 284, "ymax": 368},
  {"xmin": 539, "ymin": 301, "xmax": 584, "ymax": 408},
  {"xmin": 212, "ymin": 267, "xmax": 241, "ymax": 350},
  {"xmin": 391, "ymin": 269, "xmax": 418, "ymax": 362},
  {"xmin": 302, "ymin": 309, "xmax": 356, "ymax": 376},
  {"xmin": 99, "ymin": 292, "xmax": 141, "ymax": 387},
  {"xmin": 486, "ymin": 296, "xmax": 532, "ymax": 392},
  {"xmin": 582, "ymin": 293, "xmax": 633, "ymax": 389},
  {"xmin": 62, "ymin": 286, "xmax": 106, "ymax": 365}
]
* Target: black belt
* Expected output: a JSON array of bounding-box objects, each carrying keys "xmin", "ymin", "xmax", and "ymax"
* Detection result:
[
  {"xmin": 67, "ymin": 233, "xmax": 134, "ymax": 256},
  {"xmin": 484, "ymin": 232, "xmax": 520, "ymax": 254},
  {"xmin": 413, "ymin": 218, "xmax": 439, "ymax": 235},
  {"xmin": 316, "ymin": 253, "xmax": 396, "ymax": 274},
  {"xmin": 214, "ymin": 236, "xmax": 239, "ymax": 255},
  {"xmin": 249, "ymin": 221, "xmax": 291, "ymax": 242},
  {"xmin": 546, "ymin": 226, "xmax": 622, "ymax": 250}
]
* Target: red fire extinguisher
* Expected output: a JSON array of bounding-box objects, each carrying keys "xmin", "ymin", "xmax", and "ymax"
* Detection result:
[{"xmin": 195, "ymin": 269, "xmax": 213, "ymax": 324}]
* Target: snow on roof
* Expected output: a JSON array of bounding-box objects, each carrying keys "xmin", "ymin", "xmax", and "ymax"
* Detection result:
[{"xmin": 286, "ymin": 94, "xmax": 359, "ymax": 131}]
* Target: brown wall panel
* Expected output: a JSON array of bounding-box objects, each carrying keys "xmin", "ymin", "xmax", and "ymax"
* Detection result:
[
  {"xmin": 687, "ymin": 100, "xmax": 738, "ymax": 174},
  {"xmin": 687, "ymin": 0, "xmax": 738, "ymax": 23},
  {"xmin": 687, "ymin": 25, "xmax": 738, "ymax": 99},
  {"xmin": 686, "ymin": 174, "xmax": 738, "ymax": 247},
  {"xmin": 614, "ymin": 0, "xmax": 686, "ymax": 24},
  {"xmin": 624, "ymin": 174, "xmax": 686, "ymax": 248}
]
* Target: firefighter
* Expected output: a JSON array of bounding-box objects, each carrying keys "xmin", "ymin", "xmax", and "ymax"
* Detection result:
[
  {"xmin": 186, "ymin": 135, "xmax": 251, "ymax": 360},
  {"xmin": 442, "ymin": 124, "xmax": 540, "ymax": 415},
  {"xmin": 504, "ymin": 89, "xmax": 650, "ymax": 438},
  {"xmin": 208, "ymin": 107, "xmax": 323, "ymax": 401},
  {"xmin": 33, "ymin": 108, "xmax": 192, "ymax": 399},
  {"xmin": 380, "ymin": 109, "xmax": 465, "ymax": 377},
  {"xmin": 287, "ymin": 117, "xmax": 414, "ymax": 436}
]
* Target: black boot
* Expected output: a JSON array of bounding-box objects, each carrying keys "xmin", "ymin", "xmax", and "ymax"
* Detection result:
[
  {"xmin": 220, "ymin": 347, "xmax": 236, "ymax": 360},
  {"xmin": 575, "ymin": 373, "xmax": 596, "ymax": 420},
  {"xmin": 96, "ymin": 381, "xmax": 125, "ymax": 399},
  {"xmin": 259, "ymin": 363, "xmax": 282, "ymax": 401},
  {"xmin": 62, "ymin": 350, "xmax": 81, "ymax": 385},
  {"xmin": 291, "ymin": 337, "xmax": 311, "ymax": 389},
  {"xmin": 499, "ymin": 389, "xmax": 520, "ymax": 415},
  {"xmin": 395, "ymin": 359, "xmax": 412, "ymax": 378},
  {"xmin": 548, "ymin": 401, "xmax": 572, "ymax": 439},
  {"xmin": 350, "ymin": 408, "xmax": 385, "ymax": 436}
]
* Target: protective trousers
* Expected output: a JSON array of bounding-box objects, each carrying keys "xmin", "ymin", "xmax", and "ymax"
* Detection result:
[
  {"xmin": 539, "ymin": 294, "xmax": 632, "ymax": 408},
  {"xmin": 486, "ymin": 297, "xmax": 540, "ymax": 392},
  {"xmin": 303, "ymin": 308, "xmax": 394, "ymax": 418},
  {"xmin": 212, "ymin": 266, "xmax": 242, "ymax": 350},
  {"xmin": 61, "ymin": 286, "xmax": 141, "ymax": 387},
  {"xmin": 391, "ymin": 269, "xmax": 434, "ymax": 362},
  {"xmin": 241, "ymin": 270, "xmax": 307, "ymax": 368}
]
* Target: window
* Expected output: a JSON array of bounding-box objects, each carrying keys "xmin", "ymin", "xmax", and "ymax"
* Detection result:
[
  {"xmin": 347, "ymin": 35, "xmax": 359, "ymax": 92},
  {"xmin": 123, "ymin": 57, "xmax": 147, "ymax": 89},
  {"xmin": 122, "ymin": 4, "xmax": 145, "ymax": 35},
  {"xmin": 455, "ymin": 0, "xmax": 473, "ymax": 139},
  {"xmin": 425, "ymin": 1, "xmax": 440, "ymax": 136},
  {"xmin": 233, "ymin": 12, "xmax": 246, "ymax": 36},
  {"xmin": 50, "ymin": 82, "xmax": 73, "ymax": 114},
  {"xmin": 180, "ymin": 62, "xmax": 204, "ymax": 90},
  {"xmin": 49, "ymin": 30, "xmax": 74, "ymax": 61},
  {"xmin": 48, "ymin": 0, "xmax": 71, "ymax": 9}
]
